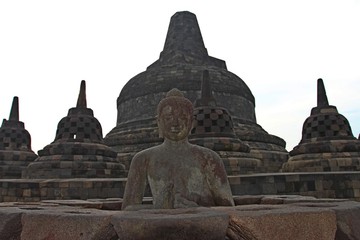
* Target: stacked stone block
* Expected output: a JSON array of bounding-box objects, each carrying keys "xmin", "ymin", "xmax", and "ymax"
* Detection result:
[
  {"xmin": 0, "ymin": 97, "xmax": 37, "ymax": 178},
  {"xmin": 23, "ymin": 80, "xmax": 126, "ymax": 179},
  {"xmin": 229, "ymin": 172, "xmax": 360, "ymax": 201},
  {"xmin": 2, "ymin": 172, "xmax": 360, "ymax": 202},
  {"xmin": 189, "ymin": 70, "xmax": 261, "ymax": 174},
  {"xmin": 282, "ymin": 79, "xmax": 360, "ymax": 172},
  {"xmin": 0, "ymin": 178, "xmax": 126, "ymax": 202},
  {"xmin": 105, "ymin": 11, "xmax": 288, "ymax": 173}
]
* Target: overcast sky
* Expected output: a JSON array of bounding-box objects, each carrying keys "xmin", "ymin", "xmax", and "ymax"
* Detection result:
[{"xmin": 0, "ymin": 0, "xmax": 359, "ymax": 153}]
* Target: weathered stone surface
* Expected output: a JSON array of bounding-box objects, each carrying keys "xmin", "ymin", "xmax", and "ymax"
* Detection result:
[
  {"xmin": 23, "ymin": 81, "xmax": 126, "ymax": 179},
  {"xmin": 229, "ymin": 172, "xmax": 360, "ymax": 201},
  {"xmin": 42, "ymin": 198, "xmax": 123, "ymax": 210},
  {"xmin": 0, "ymin": 208, "xmax": 22, "ymax": 240},
  {"xmin": 283, "ymin": 79, "xmax": 360, "ymax": 172},
  {"xmin": 105, "ymin": 11, "xmax": 288, "ymax": 173},
  {"xmin": 122, "ymin": 89, "xmax": 234, "ymax": 210},
  {"xmin": 20, "ymin": 206, "xmax": 118, "ymax": 240},
  {"xmin": 0, "ymin": 97, "xmax": 37, "ymax": 179},
  {"xmin": 112, "ymin": 208, "xmax": 229, "ymax": 240},
  {"xmin": 233, "ymin": 195, "xmax": 263, "ymax": 205},
  {"xmin": 218, "ymin": 204, "xmax": 337, "ymax": 240},
  {"xmin": 3, "ymin": 171, "xmax": 360, "ymax": 203},
  {"xmin": 0, "ymin": 196, "xmax": 360, "ymax": 239},
  {"xmin": 189, "ymin": 70, "xmax": 262, "ymax": 174},
  {"xmin": 331, "ymin": 201, "xmax": 360, "ymax": 240}
]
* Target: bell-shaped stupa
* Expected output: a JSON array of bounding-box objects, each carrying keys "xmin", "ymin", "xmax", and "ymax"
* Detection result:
[
  {"xmin": 0, "ymin": 97, "xmax": 37, "ymax": 178},
  {"xmin": 282, "ymin": 79, "xmax": 360, "ymax": 172},
  {"xmin": 105, "ymin": 11, "xmax": 288, "ymax": 171},
  {"xmin": 23, "ymin": 81, "xmax": 126, "ymax": 178},
  {"xmin": 189, "ymin": 70, "xmax": 261, "ymax": 174}
]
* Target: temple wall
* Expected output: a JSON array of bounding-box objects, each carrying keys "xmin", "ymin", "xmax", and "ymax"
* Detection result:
[
  {"xmin": 229, "ymin": 172, "xmax": 360, "ymax": 201},
  {"xmin": 0, "ymin": 179, "xmax": 126, "ymax": 202},
  {"xmin": 1, "ymin": 172, "xmax": 360, "ymax": 202}
]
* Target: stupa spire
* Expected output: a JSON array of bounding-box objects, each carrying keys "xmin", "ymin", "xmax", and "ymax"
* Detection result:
[
  {"xmin": 9, "ymin": 96, "xmax": 19, "ymax": 121},
  {"xmin": 23, "ymin": 80, "xmax": 126, "ymax": 179},
  {"xmin": 283, "ymin": 78, "xmax": 360, "ymax": 173},
  {"xmin": 76, "ymin": 80, "xmax": 87, "ymax": 108},
  {"xmin": 317, "ymin": 78, "xmax": 329, "ymax": 108},
  {"xmin": 195, "ymin": 70, "xmax": 216, "ymax": 107},
  {"xmin": 162, "ymin": 11, "xmax": 207, "ymax": 57},
  {"xmin": 0, "ymin": 96, "xmax": 37, "ymax": 178},
  {"xmin": 147, "ymin": 11, "xmax": 226, "ymax": 69}
]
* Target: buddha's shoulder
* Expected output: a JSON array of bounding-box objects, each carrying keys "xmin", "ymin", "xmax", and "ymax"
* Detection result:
[{"xmin": 133, "ymin": 145, "xmax": 163, "ymax": 158}]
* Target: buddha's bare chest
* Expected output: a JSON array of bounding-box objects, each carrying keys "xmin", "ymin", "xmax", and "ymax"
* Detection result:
[{"xmin": 147, "ymin": 155, "xmax": 208, "ymax": 192}]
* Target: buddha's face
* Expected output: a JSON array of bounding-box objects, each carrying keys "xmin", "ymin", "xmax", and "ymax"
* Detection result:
[{"xmin": 158, "ymin": 105, "xmax": 192, "ymax": 141}]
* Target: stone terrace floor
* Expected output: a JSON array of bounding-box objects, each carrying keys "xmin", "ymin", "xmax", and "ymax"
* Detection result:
[{"xmin": 1, "ymin": 195, "xmax": 360, "ymax": 240}]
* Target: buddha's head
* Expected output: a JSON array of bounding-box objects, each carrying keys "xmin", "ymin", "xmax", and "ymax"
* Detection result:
[{"xmin": 157, "ymin": 88, "xmax": 194, "ymax": 141}]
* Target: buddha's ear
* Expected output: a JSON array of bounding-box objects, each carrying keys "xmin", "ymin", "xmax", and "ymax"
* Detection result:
[
  {"xmin": 191, "ymin": 115, "xmax": 195, "ymax": 130},
  {"xmin": 158, "ymin": 128, "xmax": 163, "ymax": 138}
]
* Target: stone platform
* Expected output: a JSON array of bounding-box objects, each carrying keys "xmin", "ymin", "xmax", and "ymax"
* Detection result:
[{"xmin": 1, "ymin": 195, "xmax": 359, "ymax": 239}]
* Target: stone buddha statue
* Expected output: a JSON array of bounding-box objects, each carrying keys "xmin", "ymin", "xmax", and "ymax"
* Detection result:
[{"xmin": 122, "ymin": 88, "xmax": 234, "ymax": 210}]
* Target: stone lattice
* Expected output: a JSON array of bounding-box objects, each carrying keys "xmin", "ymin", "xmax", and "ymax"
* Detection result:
[
  {"xmin": 282, "ymin": 79, "xmax": 360, "ymax": 172},
  {"xmin": 23, "ymin": 81, "xmax": 126, "ymax": 179},
  {"xmin": 189, "ymin": 70, "xmax": 261, "ymax": 174},
  {"xmin": 0, "ymin": 97, "xmax": 37, "ymax": 178},
  {"xmin": 302, "ymin": 114, "xmax": 352, "ymax": 141}
]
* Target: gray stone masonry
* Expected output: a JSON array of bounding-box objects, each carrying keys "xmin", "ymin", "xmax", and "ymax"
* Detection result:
[
  {"xmin": 105, "ymin": 11, "xmax": 288, "ymax": 173},
  {"xmin": 2, "ymin": 172, "xmax": 360, "ymax": 202},
  {"xmin": 23, "ymin": 81, "xmax": 126, "ymax": 179},
  {"xmin": 0, "ymin": 97, "xmax": 37, "ymax": 179},
  {"xmin": 1, "ymin": 195, "xmax": 360, "ymax": 239},
  {"xmin": 283, "ymin": 79, "xmax": 360, "ymax": 172}
]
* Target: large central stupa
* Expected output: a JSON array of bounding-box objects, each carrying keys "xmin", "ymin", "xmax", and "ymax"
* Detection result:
[{"xmin": 105, "ymin": 11, "xmax": 288, "ymax": 172}]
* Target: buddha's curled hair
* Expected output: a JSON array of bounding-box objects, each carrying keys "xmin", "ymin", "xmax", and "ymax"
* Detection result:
[{"xmin": 157, "ymin": 88, "xmax": 193, "ymax": 117}]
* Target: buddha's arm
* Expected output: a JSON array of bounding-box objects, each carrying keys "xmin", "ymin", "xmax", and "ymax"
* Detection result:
[
  {"xmin": 121, "ymin": 153, "xmax": 148, "ymax": 210},
  {"xmin": 208, "ymin": 153, "xmax": 235, "ymax": 206}
]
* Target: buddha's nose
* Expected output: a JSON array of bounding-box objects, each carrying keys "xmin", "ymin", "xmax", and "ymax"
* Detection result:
[{"xmin": 173, "ymin": 117, "xmax": 179, "ymax": 125}]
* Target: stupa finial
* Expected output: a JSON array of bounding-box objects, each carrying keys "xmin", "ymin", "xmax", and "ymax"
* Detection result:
[
  {"xmin": 162, "ymin": 11, "xmax": 207, "ymax": 57},
  {"xmin": 76, "ymin": 80, "xmax": 87, "ymax": 108},
  {"xmin": 317, "ymin": 78, "xmax": 329, "ymax": 107},
  {"xmin": 195, "ymin": 70, "xmax": 216, "ymax": 107},
  {"xmin": 9, "ymin": 96, "xmax": 19, "ymax": 121},
  {"xmin": 147, "ymin": 11, "xmax": 227, "ymax": 69},
  {"xmin": 202, "ymin": 70, "xmax": 212, "ymax": 98}
]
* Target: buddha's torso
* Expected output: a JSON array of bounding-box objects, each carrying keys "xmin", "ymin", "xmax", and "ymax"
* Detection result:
[{"xmin": 145, "ymin": 142, "xmax": 215, "ymax": 208}]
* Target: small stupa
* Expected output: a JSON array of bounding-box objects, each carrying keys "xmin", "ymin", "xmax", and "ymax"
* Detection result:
[
  {"xmin": 282, "ymin": 78, "xmax": 360, "ymax": 172},
  {"xmin": 23, "ymin": 81, "xmax": 126, "ymax": 178},
  {"xmin": 189, "ymin": 70, "xmax": 261, "ymax": 174},
  {"xmin": 0, "ymin": 97, "xmax": 37, "ymax": 178}
]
